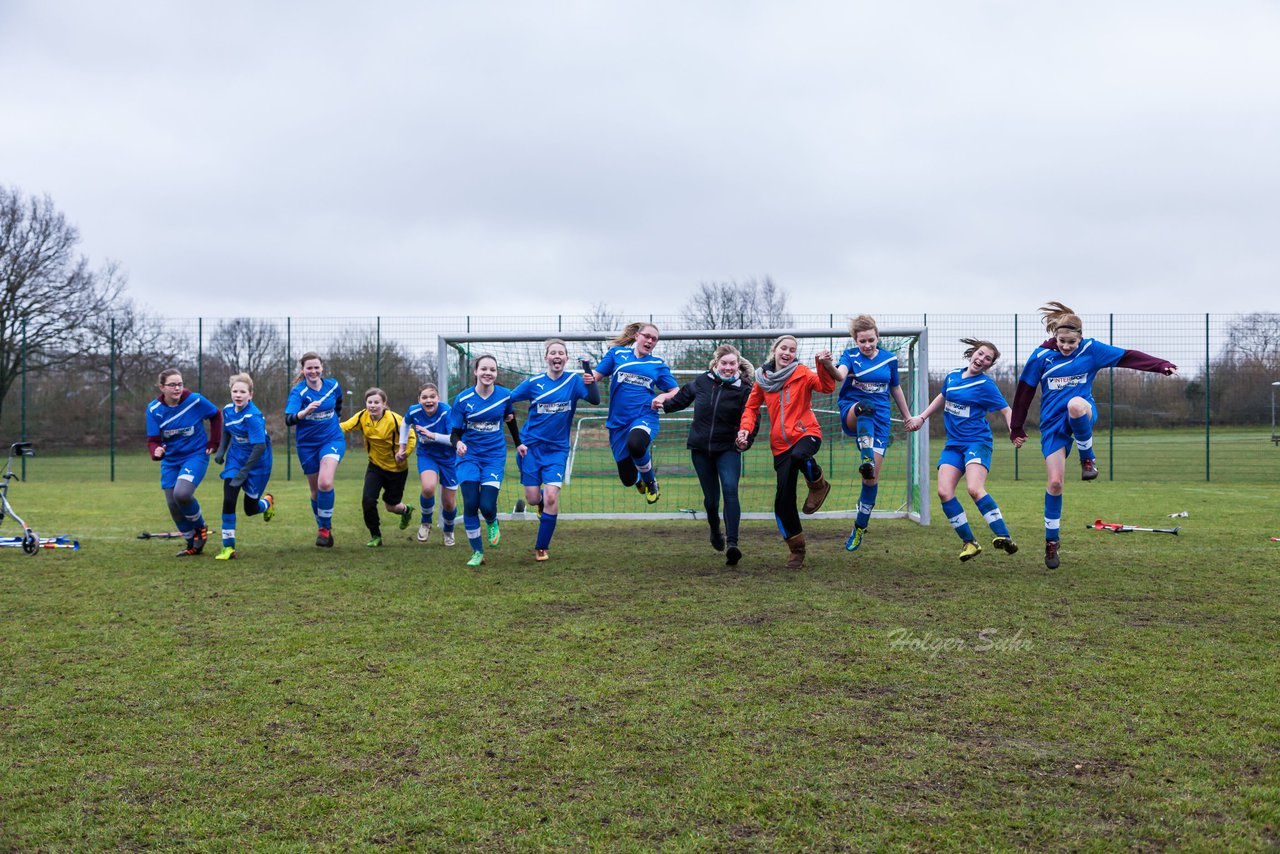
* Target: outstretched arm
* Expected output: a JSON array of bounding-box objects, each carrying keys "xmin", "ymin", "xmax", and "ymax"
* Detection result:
[{"xmin": 1116, "ymin": 349, "xmax": 1177, "ymax": 375}]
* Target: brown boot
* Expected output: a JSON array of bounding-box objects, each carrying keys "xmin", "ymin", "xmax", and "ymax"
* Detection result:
[
  {"xmin": 785, "ymin": 533, "xmax": 806, "ymax": 569},
  {"xmin": 802, "ymin": 477, "xmax": 831, "ymax": 514}
]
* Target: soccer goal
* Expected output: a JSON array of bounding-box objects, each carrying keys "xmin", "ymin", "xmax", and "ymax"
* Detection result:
[{"xmin": 436, "ymin": 328, "xmax": 930, "ymax": 524}]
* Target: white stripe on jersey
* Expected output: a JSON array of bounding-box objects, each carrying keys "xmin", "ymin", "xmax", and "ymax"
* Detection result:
[
  {"xmin": 851, "ymin": 355, "xmax": 896, "ymax": 377},
  {"xmin": 157, "ymin": 397, "xmax": 204, "ymax": 429},
  {"xmin": 1040, "ymin": 340, "xmax": 1095, "ymax": 379},
  {"xmin": 532, "ymin": 375, "xmax": 575, "ymax": 402}
]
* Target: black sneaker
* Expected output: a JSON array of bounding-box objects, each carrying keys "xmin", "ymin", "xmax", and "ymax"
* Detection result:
[
  {"xmin": 1080, "ymin": 458, "xmax": 1099, "ymax": 481},
  {"xmin": 726, "ymin": 545, "xmax": 742, "ymax": 566},
  {"xmin": 1044, "ymin": 540, "xmax": 1060, "ymax": 569},
  {"xmin": 316, "ymin": 527, "xmax": 334, "ymax": 548},
  {"xmin": 709, "ymin": 527, "xmax": 726, "ymax": 552},
  {"xmin": 175, "ymin": 541, "xmax": 202, "ymax": 557}
]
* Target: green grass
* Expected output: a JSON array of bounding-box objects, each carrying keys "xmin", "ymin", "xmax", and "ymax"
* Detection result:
[{"xmin": 2, "ymin": 461, "xmax": 1278, "ymax": 850}]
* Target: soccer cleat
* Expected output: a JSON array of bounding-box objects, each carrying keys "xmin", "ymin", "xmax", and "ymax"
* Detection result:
[
  {"xmin": 190, "ymin": 525, "xmax": 208, "ymax": 553},
  {"xmin": 467, "ymin": 550, "xmax": 486, "ymax": 567},
  {"xmin": 1044, "ymin": 540, "xmax": 1061, "ymax": 569},
  {"xmin": 1080, "ymin": 458, "xmax": 1099, "ymax": 481},
  {"xmin": 262, "ymin": 494, "xmax": 276, "ymax": 522},
  {"xmin": 215, "ymin": 546, "xmax": 237, "ymax": 561},
  {"xmin": 643, "ymin": 480, "xmax": 661, "ymax": 505},
  {"xmin": 534, "ymin": 502, "xmax": 544, "ymax": 519},
  {"xmin": 399, "ymin": 506, "xmax": 414, "ymax": 530},
  {"xmin": 443, "ymin": 531, "xmax": 456, "ymax": 547},
  {"xmin": 175, "ymin": 541, "xmax": 202, "ymax": 557},
  {"xmin": 535, "ymin": 548, "xmax": 550, "ymax": 562},
  {"xmin": 366, "ymin": 536, "xmax": 382, "ymax": 548},
  {"xmin": 726, "ymin": 545, "xmax": 742, "ymax": 567},
  {"xmin": 487, "ymin": 519, "xmax": 501, "ymax": 547},
  {"xmin": 959, "ymin": 541, "xmax": 982, "ymax": 562},
  {"xmin": 992, "ymin": 536, "xmax": 1019, "ymax": 555},
  {"xmin": 316, "ymin": 528, "xmax": 334, "ymax": 548},
  {"xmin": 844, "ymin": 526, "xmax": 866, "ymax": 552},
  {"xmin": 417, "ymin": 523, "xmax": 431, "ymax": 543},
  {"xmin": 858, "ymin": 456, "xmax": 875, "ymax": 480},
  {"xmin": 710, "ymin": 527, "xmax": 726, "ymax": 552}
]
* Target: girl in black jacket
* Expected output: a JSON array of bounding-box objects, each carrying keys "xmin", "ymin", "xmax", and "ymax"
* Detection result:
[{"xmin": 652, "ymin": 344, "xmax": 755, "ymax": 565}]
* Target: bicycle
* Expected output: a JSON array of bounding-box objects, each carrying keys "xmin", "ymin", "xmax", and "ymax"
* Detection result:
[{"xmin": 1, "ymin": 442, "xmax": 40, "ymax": 555}]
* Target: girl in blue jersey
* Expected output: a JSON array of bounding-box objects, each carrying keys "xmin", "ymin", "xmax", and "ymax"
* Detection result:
[
  {"xmin": 211, "ymin": 373, "xmax": 275, "ymax": 560},
  {"xmin": 146, "ymin": 368, "xmax": 223, "ymax": 557},
  {"xmin": 905, "ymin": 339, "xmax": 1017, "ymax": 562},
  {"xmin": 592, "ymin": 322, "xmax": 678, "ymax": 504},
  {"xmin": 399, "ymin": 383, "xmax": 459, "ymax": 547},
  {"xmin": 1010, "ymin": 302, "xmax": 1177, "ymax": 569},
  {"xmin": 284, "ymin": 352, "xmax": 346, "ymax": 548},
  {"xmin": 450, "ymin": 354, "xmax": 522, "ymax": 567},
  {"xmin": 833, "ymin": 315, "xmax": 913, "ymax": 553},
  {"xmin": 512, "ymin": 339, "xmax": 600, "ymax": 562}
]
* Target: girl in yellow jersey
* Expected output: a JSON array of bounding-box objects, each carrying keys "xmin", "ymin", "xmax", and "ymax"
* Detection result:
[{"xmin": 342, "ymin": 387, "xmax": 416, "ymax": 547}]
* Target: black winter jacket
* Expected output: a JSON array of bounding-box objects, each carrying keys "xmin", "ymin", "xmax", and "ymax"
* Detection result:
[{"xmin": 660, "ymin": 372, "xmax": 756, "ymax": 454}]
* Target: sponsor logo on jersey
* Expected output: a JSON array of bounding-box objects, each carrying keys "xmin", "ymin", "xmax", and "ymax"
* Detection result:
[
  {"xmin": 536, "ymin": 402, "xmax": 573, "ymax": 414},
  {"xmin": 854, "ymin": 381, "xmax": 888, "ymax": 394},
  {"xmin": 614, "ymin": 371, "xmax": 655, "ymax": 389},
  {"xmin": 469, "ymin": 421, "xmax": 500, "ymax": 432},
  {"xmin": 1046, "ymin": 374, "xmax": 1087, "ymax": 391},
  {"xmin": 944, "ymin": 401, "xmax": 971, "ymax": 418},
  {"xmin": 234, "ymin": 435, "xmax": 249, "ymax": 443},
  {"xmin": 307, "ymin": 409, "xmax": 335, "ymax": 420},
  {"xmin": 162, "ymin": 425, "xmax": 195, "ymax": 440}
]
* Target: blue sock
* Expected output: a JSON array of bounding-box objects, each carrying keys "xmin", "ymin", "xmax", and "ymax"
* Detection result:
[
  {"xmin": 421, "ymin": 496, "xmax": 435, "ymax": 525},
  {"xmin": 442, "ymin": 507, "xmax": 457, "ymax": 533},
  {"xmin": 221, "ymin": 513, "xmax": 236, "ymax": 547},
  {"xmin": 856, "ymin": 483, "xmax": 878, "ymax": 529},
  {"xmin": 311, "ymin": 498, "xmax": 320, "ymax": 528},
  {"xmin": 976, "ymin": 494, "xmax": 1011, "ymax": 538},
  {"xmin": 1045, "ymin": 492, "xmax": 1063, "ymax": 541},
  {"xmin": 535, "ymin": 513, "xmax": 558, "ymax": 550},
  {"xmin": 941, "ymin": 498, "xmax": 974, "ymax": 542},
  {"xmin": 317, "ymin": 489, "xmax": 335, "ymax": 530},
  {"xmin": 857, "ymin": 421, "xmax": 875, "ymax": 464},
  {"xmin": 1068, "ymin": 413, "xmax": 1095, "ymax": 460},
  {"xmin": 636, "ymin": 456, "xmax": 656, "ymax": 484},
  {"xmin": 256, "ymin": 498, "xmax": 268, "ymax": 515},
  {"xmin": 465, "ymin": 515, "xmax": 484, "ymax": 552}
]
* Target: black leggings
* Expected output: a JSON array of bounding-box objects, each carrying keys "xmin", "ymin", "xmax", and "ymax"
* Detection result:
[
  {"xmin": 223, "ymin": 480, "xmax": 267, "ymax": 516},
  {"xmin": 773, "ymin": 436, "xmax": 823, "ymax": 539},
  {"xmin": 615, "ymin": 428, "xmax": 653, "ymax": 486},
  {"xmin": 362, "ymin": 464, "xmax": 409, "ymax": 536}
]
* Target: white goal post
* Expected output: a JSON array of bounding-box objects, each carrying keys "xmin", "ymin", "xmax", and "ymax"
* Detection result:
[{"xmin": 437, "ymin": 328, "xmax": 930, "ymax": 525}]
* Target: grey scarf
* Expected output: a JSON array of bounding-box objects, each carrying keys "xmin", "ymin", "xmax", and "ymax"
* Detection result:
[{"xmin": 754, "ymin": 359, "xmax": 800, "ymax": 393}]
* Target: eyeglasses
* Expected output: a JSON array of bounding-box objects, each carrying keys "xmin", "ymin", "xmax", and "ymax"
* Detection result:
[{"xmin": 162, "ymin": 382, "xmax": 184, "ymax": 388}]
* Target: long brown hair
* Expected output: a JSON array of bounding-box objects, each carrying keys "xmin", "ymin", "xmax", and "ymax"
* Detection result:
[
  {"xmin": 849, "ymin": 314, "xmax": 878, "ymax": 338},
  {"xmin": 708, "ymin": 344, "xmax": 755, "ymax": 383},
  {"xmin": 960, "ymin": 338, "xmax": 1000, "ymax": 365},
  {"xmin": 610, "ymin": 322, "xmax": 658, "ymax": 348},
  {"xmin": 1039, "ymin": 301, "xmax": 1083, "ymax": 334},
  {"xmin": 293, "ymin": 351, "xmax": 322, "ymax": 385}
]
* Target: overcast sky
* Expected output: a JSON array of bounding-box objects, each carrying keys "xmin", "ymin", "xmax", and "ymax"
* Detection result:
[{"xmin": 3, "ymin": 1, "xmax": 1278, "ymax": 322}]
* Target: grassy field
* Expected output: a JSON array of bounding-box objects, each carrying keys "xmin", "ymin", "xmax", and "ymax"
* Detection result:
[{"xmin": 2, "ymin": 457, "xmax": 1278, "ymax": 849}]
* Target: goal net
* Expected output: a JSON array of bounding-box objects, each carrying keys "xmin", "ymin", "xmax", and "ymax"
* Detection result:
[{"xmin": 436, "ymin": 328, "xmax": 930, "ymax": 524}]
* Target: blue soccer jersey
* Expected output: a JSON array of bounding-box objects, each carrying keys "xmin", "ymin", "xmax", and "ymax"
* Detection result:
[
  {"xmin": 450, "ymin": 385, "xmax": 515, "ymax": 458},
  {"xmin": 222, "ymin": 401, "xmax": 272, "ymax": 466},
  {"xmin": 146, "ymin": 392, "xmax": 220, "ymax": 459},
  {"xmin": 596, "ymin": 346, "xmax": 678, "ymax": 431},
  {"xmin": 404, "ymin": 402, "xmax": 455, "ymax": 462},
  {"xmin": 285, "ymin": 378, "xmax": 344, "ymax": 446},
  {"xmin": 511, "ymin": 372, "xmax": 591, "ymax": 452},
  {"xmin": 837, "ymin": 348, "xmax": 900, "ymax": 409},
  {"xmin": 939, "ymin": 369, "xmax": 1009, "ymax": 445},
  {"xmin": 1018, "ymin": 338, "xmax": 1125, "ymax": 430}
]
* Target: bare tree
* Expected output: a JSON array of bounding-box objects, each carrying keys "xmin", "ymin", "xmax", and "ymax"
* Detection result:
[
  {"xmin": 1222, "ymin": 312, "xmax": 1280, "ymax": 371},
  {"xmin": 580, "ymin": 301, "xmax": 623, "ymax": 364},
  {"xmin": 83, "ymin": 298, "xmax": 187, "ymax": 394},
  {"xmin": 208, "ymin": 317, "xmax": 286, "ymax": 377},
  {"xmin": 0, "ymin": 186, "xmax": 127, "ymax": 422},
  {"xmin": 680, "ymin": 277, "xmax": 792, "ymax": 369}
]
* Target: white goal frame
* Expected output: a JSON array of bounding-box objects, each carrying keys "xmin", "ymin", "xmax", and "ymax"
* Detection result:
[{"xmin": 437, "ymin": 328, "xmax": 930, "ymax": 525}]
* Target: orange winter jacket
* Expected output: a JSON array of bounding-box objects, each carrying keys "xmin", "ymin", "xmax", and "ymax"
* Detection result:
[{"xmin": 740, "ymin": 359, "xmax": 837, "ymax": 455}]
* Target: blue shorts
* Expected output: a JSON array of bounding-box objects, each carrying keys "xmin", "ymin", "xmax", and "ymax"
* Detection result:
[
  {"xmin": 838, "ymin": 401, "xmax": 891, "ymax": 455},
  {"xmin": 417, "ymin": 452, "xmax": 459, "ymax": 489},
  {"xmin": 938, "ymin": 443, "xmax": 993, "ymax": 471},
  {"xmin": 520, "ymin": 444, "xmax": 569, "ymax": 487},
  {"xmin": 222, "ymin": 447, "xmax": 273, "ymax": 499},
  {"xmin": 456, "ymin": 451, "xmax": 506, "ymax": 487},
  {"xmin": 296, "ymin": 439, "xmax": 345, "ymax": 475},
  {"xmin": 609, "ymin": 414, "xmax": 660, "ymax": 462},
  {"xmin": 160, "ymin": 453, "xmax": 210, "ymax": 490},
  {"xmin": 1041, "ymin": 403, "xmax": 1097, "ymax": 459}
]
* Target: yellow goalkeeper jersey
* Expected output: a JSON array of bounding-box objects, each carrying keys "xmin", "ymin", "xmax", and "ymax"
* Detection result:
[{"xmin": 341, "ymin": 409, "xmax": 415, "ymax": 472}]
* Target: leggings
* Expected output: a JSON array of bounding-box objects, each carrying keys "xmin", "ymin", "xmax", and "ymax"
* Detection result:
[
  {"xmin": 615, "ymin": 428, "xmax": 653, "ymax": 486},
  {"xmin": 163, "ymin": 480, "xmax": 199, "ymax": 528},
  {"xmin": 223, "ymin": 480, "xmax": 266, "ymax": 516},
  {"xmin": 773, "ymin": 436, "xmax": 823, "ymax": 539},
  {"xmin": 459, "ymin": 481, "xmax": 500, "ymax": 524},
  {"xmin": 690, "ymin": 449, "xmax": 742, "ymax": 545}
]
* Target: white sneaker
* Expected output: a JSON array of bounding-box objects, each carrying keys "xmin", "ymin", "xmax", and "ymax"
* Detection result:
[
  {"xmin": 443, "ymin": 531, "xmax": 456, "ymax": 547},
  {"xmin": 417, "ymin": 523, "xmax": 431, "ymax": 543}
]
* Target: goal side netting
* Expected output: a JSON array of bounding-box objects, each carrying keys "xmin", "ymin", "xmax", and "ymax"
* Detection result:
[{"xmin": 437, "ymin": 328, "xmax": 930, "ymax": 525}]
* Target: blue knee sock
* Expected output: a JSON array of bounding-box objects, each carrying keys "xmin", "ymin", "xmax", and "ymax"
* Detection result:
[
  {"xmin": 421, "ymin": 496, "xmax": 435, "ymax": 525},
  {"xmin": 317, "ymin": 489, "xmax": 334, "ymax": 529},
  {"xmin": 464, "ymin": 514, "xmax": 484, "ymax": 552},
  {"xmin": 1068, "ymin": 413, "xmax": 1095, "ymax": 460},
  {"xmin": 976, "ymin": 494, "xmax": 1011, "ymax": 538},
  {"xmin": 535, "ymin": 513, "xmax": 558, "ymax": 550},
  {"xmin": 1045, "ymin": 492, "xmax": 1063, "ymax": 541},
  {"xmin": 941, "ymin": 498, "xmax": 974, "ymax": 542},
  {"xmin": 311, "ymin": 498, "xmax": 320, "ymax": 528},
  {"xmin": 636, "ymin": 455, "xmax": 655, "ymax": 484},
  {"xmin": 221, "ymin": 513, "xmax": 236, "ymax": 547},
  {"xmin": 442, "ymin": 507, "xmax": 457, "ymax": 533},
  {"xmin": 857, "ymin": 421, "xmax": 875, "ymax": 465},
  {"xmin": 856, "ymin": 483, "xmax": 878, "ymax": 529}
]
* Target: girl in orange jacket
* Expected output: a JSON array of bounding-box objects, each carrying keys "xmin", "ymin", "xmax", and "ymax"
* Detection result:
[{"xmin": 737, "ymin": 335, "xmax": 839, "ymax": 568}]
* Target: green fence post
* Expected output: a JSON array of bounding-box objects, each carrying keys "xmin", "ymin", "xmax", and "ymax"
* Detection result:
[
  {"xmin": 1013, "ymin": 313, "xmax": 1018, "ymax": 481},
  {"xmin": 1205, "ymin": 313, "xmax": 1210, "ymax": 481},
  {"xmin": 21, "ymin": 320, "xmax": 27, "ymax": 480},
  {"xmin": 197, "ymin": 317, "xmax": 204, "ymax": 394},
  {"xmin": 376, "ymin": 316, "xmax": 382, "ymax": 387},
  {"xmin": 1108, "ymin": 313, "xmax": 1114, "ymax": 482},
  {"xmin": 286, "ymin": 317, "xmax": 292, "ymax": 482},
  {"xmin": 110, "ymin": 317, "xmax": 116, "ymax": 482}
]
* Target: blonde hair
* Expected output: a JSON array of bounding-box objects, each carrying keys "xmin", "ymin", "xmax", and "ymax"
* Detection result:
[
  {"xmin": 363, "ymin": 387, "xmax": 387, "ymax": 404},
  {"xmin": 709, "ymin": 344, "xmax": 755, "ymax": 382},
  {"xmin": 960, "ymin": 338, "xmax": 1001, "ymax": 365},
  {"xmin": 610, "ymin": 322, "xmax": 659, "ymax": 348},
  {"xmin": 544, "ymin": 338, "xmax": 569, "ymax": 356},
  {"xmin": 293, "ymin": 351, "xmax": 322, "ymax": 384},
  {"xmin": 1040, "ymin": 301, "xmax": 1083, "ymax": 334},
  {"xmin": 768, "ymin": 335, "xmax": 798, "ymax": 363},
  {"xmin": 849, "ymin": 315, "xmax": 879, "ymax": 338},
  {"xmin": 228, "ymin": 372, "xmax": 254, "ymax": 392}
]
